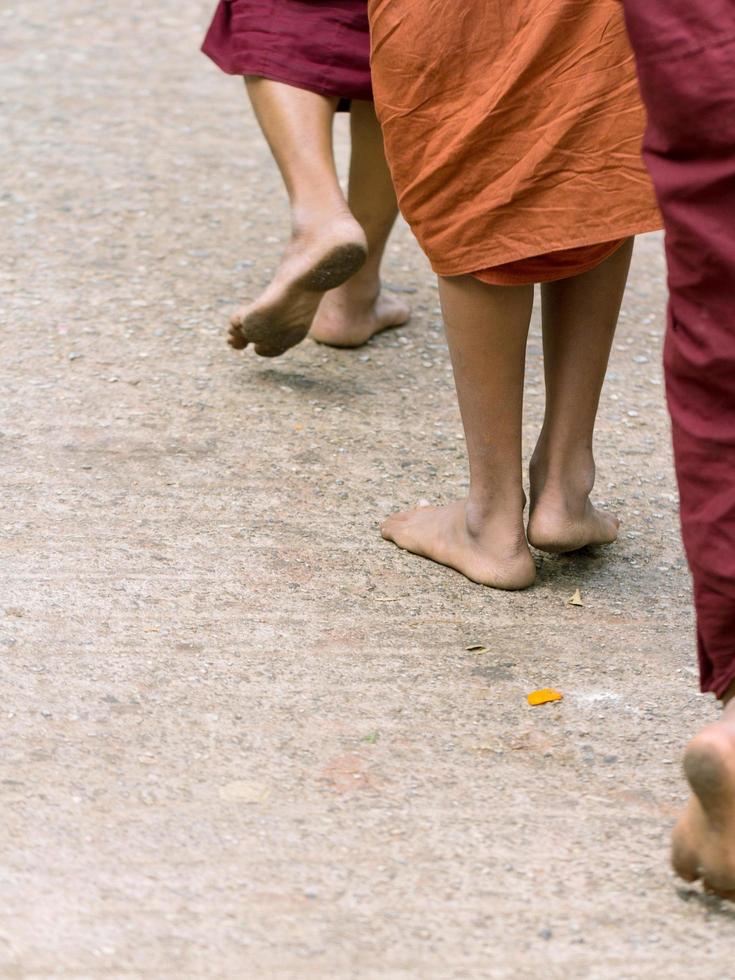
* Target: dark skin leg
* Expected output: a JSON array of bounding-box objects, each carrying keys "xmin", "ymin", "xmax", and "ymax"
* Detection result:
[
  {"xmin": 311, "ymin": 100, "xmax": 410, "ymax": 347},
  {"xmin": 527, "ymin": 239, "xmax": 634, "ymax": 552},
  {"xmin": 229, "ymin": 80, "xmax": 407, "ymax": 356},
  {"xmin": 381, "ymin": 242, "xmax": 634, "ymax": 587},
  {"xmin": 381, "ymin": 274, "xmax": 537, "ymax": 590}
]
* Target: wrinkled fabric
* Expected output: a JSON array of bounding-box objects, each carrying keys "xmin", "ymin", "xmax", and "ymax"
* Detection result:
[
  {"xmin": 622, "ymin": 0, "xmax": 735, "ymax": 697},
  {"xmin": 368, "ymin": 0, "xmax": 661, "ymax": 276},
  {"xmin": 202, "ymin": 0, "xmax": 372, "ymax": 103}
]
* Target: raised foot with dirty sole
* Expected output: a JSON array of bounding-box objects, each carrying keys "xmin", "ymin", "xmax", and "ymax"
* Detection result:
[{"xmin": 229, "ymin": 242, "xmax": 367, "ymax": 358}]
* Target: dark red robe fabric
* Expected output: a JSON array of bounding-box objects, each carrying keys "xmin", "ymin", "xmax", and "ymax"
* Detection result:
[
  {"xmin": 202, "ymin": 0, "xmax": 373, "ymax": 103},
  {"xmin": 622, "ymin": 0, "xmax": 735, "ymax": 696}
]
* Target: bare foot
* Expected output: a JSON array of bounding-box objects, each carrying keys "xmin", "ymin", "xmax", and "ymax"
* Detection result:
[
  {"xmin": 229, "ymin": 215, "xmax": 367, "ymax": 357},
  {"xmin": 310, "ymin": 284, "xmax": 411, "ymax": 348},
  {"xmin": 527, "ymin": 496, "xmax": 620, "ymax": 554},
  {"xmin": 672, "ymin": 704, "xmax": 735, "ymax": 899},
  {"xmin": 380, "ymin": 500, "xmax": 536, "ymax": 590},
  {"xmin": 527, "ymin": 455, "xmax": 619, "ymax": 553}
]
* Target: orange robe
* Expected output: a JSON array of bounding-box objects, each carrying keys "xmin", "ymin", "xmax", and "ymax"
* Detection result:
[{"xmin": 368, "ymin": 0, "xmax": 661, "ymax": 280}]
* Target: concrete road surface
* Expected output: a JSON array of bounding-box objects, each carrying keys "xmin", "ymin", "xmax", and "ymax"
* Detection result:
[{"xmin": 2, "ymin": 3, "xmax": 734, "ymax": 977}]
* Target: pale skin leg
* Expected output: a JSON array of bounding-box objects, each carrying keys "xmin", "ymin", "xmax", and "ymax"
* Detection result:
[
  {"xmin": 527, "ymin": 239, "xmax": 634, "ymax": 552},
  {"xmin": 381, "ymin": 275, "xmax": 537, "ymax": 590},
  {"xmin": 311, "ymin": 100, "xmax": 410, "ymax": 347},
  {"xmin": 229, "ymin": 79, "xmax": 407, "ymax": 356},
  {"xmin": 672, "ymin": 679, "xmax": 735, "ymax": 898},
  {"xmin": 381, "ymin": 243, "xmax": 634, "ymax": 587}
]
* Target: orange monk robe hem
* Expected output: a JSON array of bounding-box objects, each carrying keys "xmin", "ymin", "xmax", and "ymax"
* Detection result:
[
  {"xmin": 473, "ymin": 238, "xmax": 628, "ymax": 286},
  {"xmin": 434, "ymin": 219, "xmax": 661, "ymax": 280}
]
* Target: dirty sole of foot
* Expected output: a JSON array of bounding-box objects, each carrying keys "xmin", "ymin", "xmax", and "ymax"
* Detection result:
[{"xmin": 230, "ymin": 242, "xmax": 367, "ymax": 357}]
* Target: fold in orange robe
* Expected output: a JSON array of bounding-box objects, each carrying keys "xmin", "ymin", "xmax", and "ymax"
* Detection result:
[
  {"xmin": 368, "ymin": 0, "xmax": 661, "ymax": 281},
  {"xmin": 475, "ymin": 239, "xmax": 627, "ymax": 285}
]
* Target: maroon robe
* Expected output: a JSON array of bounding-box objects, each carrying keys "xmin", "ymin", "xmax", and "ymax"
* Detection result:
[
  {"xmin": 202, "ymin": 0, "xmax": 372, "ymax": 103},
  {"xmin": 622, "ymin": 0, "xmax": 735, "ymax": 696}
]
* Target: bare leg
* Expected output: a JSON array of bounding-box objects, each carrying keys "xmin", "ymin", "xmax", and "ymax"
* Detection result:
[
  {"xmin": 527, "ymin": 239, "xmax": 634, "ymax": 552},
  {"xmin": 381, "ymin": 275, "xmax": 536, "ymax": 590},
  {"xmin": 672, "ymin": 680, "xmax": 735, "ymax": 898},
  {"xmin": 229, "ymin": 78, "xmax": 367, "ymax": 357},
  {"xmin": 311, "ymin": 100, "xmax": 410, "ymax": 347}
]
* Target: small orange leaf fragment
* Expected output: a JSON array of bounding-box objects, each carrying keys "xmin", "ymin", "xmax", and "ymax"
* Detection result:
[{"xmin": 527, "ymin": 688, "xmax": 564, "ymax": 706}]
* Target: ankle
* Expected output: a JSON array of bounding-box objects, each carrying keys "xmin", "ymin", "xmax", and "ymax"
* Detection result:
[
  {"xmin": 530, "ymin": 443, "xmax": 596, "ymax": 505},
  {"xmin": 290, "ymin": 203, "xmax": 357, "ymax": 240},
  {"xmin": 331, "ymin": 270, "xmax": 381, "ymax": 305},
  {"xmin": 465, "ymin": 492, "xmax": 527, "ymax": 543}
]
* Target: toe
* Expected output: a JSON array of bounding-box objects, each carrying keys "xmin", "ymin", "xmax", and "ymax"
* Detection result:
[
  {"xmin": 228, "ymin": 326, "xmax": 247, "ymax": 350},
  {"xmin": 384, "ymin": 510, "xmax": 413, "ymax": 527},
  {"xmin": 381, "ymin": 513, "xmax": 412, "ymax": 541},
  {"xmin": 392, "ymin": 301, "xmax": 412, "ymax": 325},
  {"xmin": 380, "ymin": 517, "xmax": 397, "ymax": 538},
  {"xmin": 603, "ymin": 521, "xmax": 620, "ymax": 544},
  {"xmin": 593, "ymin": 511, "xmax": 620, "ymax": 546},
  {"xmin": 704, "ymin": 879, "xmax": 735, "ymax": 900},
  {"xmin": 671, "ymin": 822, "xmax": 701, "ymax": 883}
]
